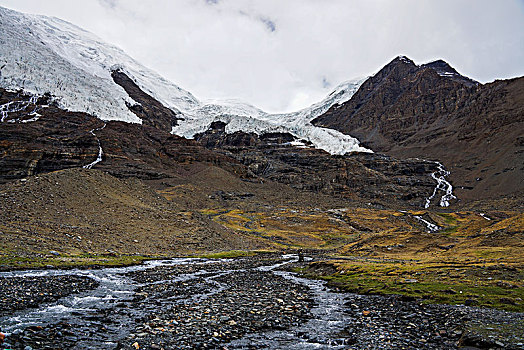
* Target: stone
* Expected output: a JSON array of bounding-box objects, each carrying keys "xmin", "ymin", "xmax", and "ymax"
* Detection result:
[
  {"xmin": 404, "ymin": 279, "xmax": 418, "ymax": 283},
  {"xmin": 464, "ymin": 299, "xmax": 477, "ymax": 306}
]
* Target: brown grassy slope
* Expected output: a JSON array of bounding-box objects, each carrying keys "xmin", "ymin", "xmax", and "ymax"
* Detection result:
[{"xmin": 0, "ymin": 168, "xmax": 269, "ymax": 258}]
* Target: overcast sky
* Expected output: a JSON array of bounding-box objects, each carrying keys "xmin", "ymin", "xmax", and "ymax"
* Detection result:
[{"xmin": 1, "ymin": 0, "xmax": 523, "ymax": 112}]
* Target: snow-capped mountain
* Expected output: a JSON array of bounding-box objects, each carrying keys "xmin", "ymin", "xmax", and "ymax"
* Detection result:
[{"xmin": 0, "ymin": 6, "xmax": 370, "ymax": 155}]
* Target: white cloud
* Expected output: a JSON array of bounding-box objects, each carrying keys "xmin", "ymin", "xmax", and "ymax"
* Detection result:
[{"xmin": 0, "ymin": 0, "xmax": 523, "ymax": 112}]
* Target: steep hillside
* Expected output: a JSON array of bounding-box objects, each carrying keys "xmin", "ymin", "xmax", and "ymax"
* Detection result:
[
  {"xmin": 0, "ymin": 168, "xmax": 269, "ymax": 258},
  {"xmin": 195, "ymin": 121, "xmax": 444, "ymax": 208},
  {"xmin": 312, "ymin": 56, "xmax": 524, "ymax": 202}
]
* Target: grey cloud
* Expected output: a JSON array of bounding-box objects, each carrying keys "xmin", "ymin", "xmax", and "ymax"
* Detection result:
[
  {"xmin": 259, "ymin": 17, "xmax": 276, "ymax": 32},
  {"xmin": 98, "ymin": 0, "xmax": 117, "ymax": 9},
  {"xmin": 0, "ymin": 0, "xmax": 522, "ymax": 112}
]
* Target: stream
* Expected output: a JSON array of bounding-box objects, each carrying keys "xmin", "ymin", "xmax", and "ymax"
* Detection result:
[
  {"xmin": 1, "ymin": 255, "xmax": 523, "ymax": 349},
  {"xmin": 0, "ymin": 256, "xmax": 351, "ymax": 349}
]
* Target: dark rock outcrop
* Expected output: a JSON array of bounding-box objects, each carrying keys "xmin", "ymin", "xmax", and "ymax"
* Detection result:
[
  {"xmin": 195, "ymin": 121, "xmax": 440, "ymax": 207},
  {"xmin": 111, "ymin": 69, "xmax": 182, "ymax": 131},
  {"xmin": 0, "ymin": 88, "xmax": 246, "ymax": 183},
  {"xmin": 0, "ymin": 89, "xmax": 103, "ymax": 182}
]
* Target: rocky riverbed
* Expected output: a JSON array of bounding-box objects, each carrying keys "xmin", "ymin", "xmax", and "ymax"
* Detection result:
[
  {"xmin": 0, "ymin": 255, "xmax": 523, "ymax": 349},
  {"xmin": 0, "ymin": 275, "xmax": 99, "ymax": 318}
]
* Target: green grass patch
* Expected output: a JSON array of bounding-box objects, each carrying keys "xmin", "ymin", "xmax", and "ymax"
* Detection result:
[
  {"xmin": 440, "ymin": 226, "xmax": 459, "ymax": 234},
  {"xmin": 436, "ymin": 213, "xmax": 458, "ymax": 225},
  {"xmin": 435, "ymin": 213, "xmax": 460, "ymax": 235},
  {"xmin": 298, "ymin": 263, "xmax": 524, "ymax": 312}
]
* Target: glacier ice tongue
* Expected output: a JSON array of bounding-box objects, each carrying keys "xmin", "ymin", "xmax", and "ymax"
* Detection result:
[
  {"xmin": 172, "ymin": 78, "xmax": 372, "ymax": 155},
  {"xmin": 0, "ymin": 8, "xmax": 141, "ymax": 123}
]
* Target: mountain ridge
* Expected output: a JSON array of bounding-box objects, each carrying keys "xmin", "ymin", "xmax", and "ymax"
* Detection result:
[
  {"xmin": 312, "ymin": 56, "xmax": 524, "ymax": 201},
  {"xmin": 1, "ymin": 5, "xmax": 522, "ymax": 206}
]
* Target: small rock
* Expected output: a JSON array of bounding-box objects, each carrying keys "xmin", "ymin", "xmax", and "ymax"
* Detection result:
[
  {"xmin": 464, "ymin": 299, "xmax": 477, "ymax": 306},
  {"xmin": 404, "ymin": 279, "xmax": 418, "ymax": 283},
  {"xmin": 499, "ymin": 297, "xmax": 516, "ymax": 305}
]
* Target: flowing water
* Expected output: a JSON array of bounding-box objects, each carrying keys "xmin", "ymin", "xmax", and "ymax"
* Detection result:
[
  {"xmin": 0, "ymin": 256, "xmax": 350, "ymax": 349},
  {"xmin": 227, "ymin": 262, "xmax": 350, "ymax": 349}
]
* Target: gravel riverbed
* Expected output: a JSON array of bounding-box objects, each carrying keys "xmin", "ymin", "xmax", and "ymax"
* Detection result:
[
  {"xmin": 0, "ymin": 275, "xmax": 99, "ymax": 318},
  {"xmin": 0, "ymin": 255, "xmax": 522, "ymax": 349}
]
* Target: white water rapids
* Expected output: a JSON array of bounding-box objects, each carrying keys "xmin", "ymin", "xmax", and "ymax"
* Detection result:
[{"xmin": 424, "ymin": 161, "xmax": 456, "ymax": 208}]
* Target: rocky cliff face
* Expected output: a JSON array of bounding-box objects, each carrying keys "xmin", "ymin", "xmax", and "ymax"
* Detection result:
[
  {"xmin": 1, "ymin": 85, "xmax": 443, "ymax": 208},
  {"xmin": 0, "ymin": 87, "xmax": 245, "ymax": 184},
  {"xmin": 312, "ymin": 57, "xmax": 524, "ymax": 201},
  {"xmin": 195, "ymin": 122, "xmax": 441, "ymax": 207},
  {"xmin": 0, "ymin": 88, "xmax": 102, "ymax": 181},
  {"xmin": 111, "ymin": 69, "xmax": 182, "ymax": 131}
]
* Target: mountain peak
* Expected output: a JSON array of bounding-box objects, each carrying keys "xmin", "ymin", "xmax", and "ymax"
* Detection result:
[
  {"xmin": 424, "ymin": 59, "xmax": 452, "ymax": 69},
  {"xmin": 422, "ymin": 59, "xmax": 478, "ymax": 87},
  {"xmin": 393, "ymin": 55, "xmax": 416, "ymax": 65},
  {"xmin": 374, "ymin": 55, "xmax": 419, "ymax": 78}
]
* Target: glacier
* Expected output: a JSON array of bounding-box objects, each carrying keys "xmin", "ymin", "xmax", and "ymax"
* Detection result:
[{"xmin": 0, "ymin": 6, "xmax": 370, "ymax": 155}]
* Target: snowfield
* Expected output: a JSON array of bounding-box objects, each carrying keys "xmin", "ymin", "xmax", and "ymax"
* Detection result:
[{"xmin": 0, "ymin": 6, "xmax": 370, "ymax": 155}]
